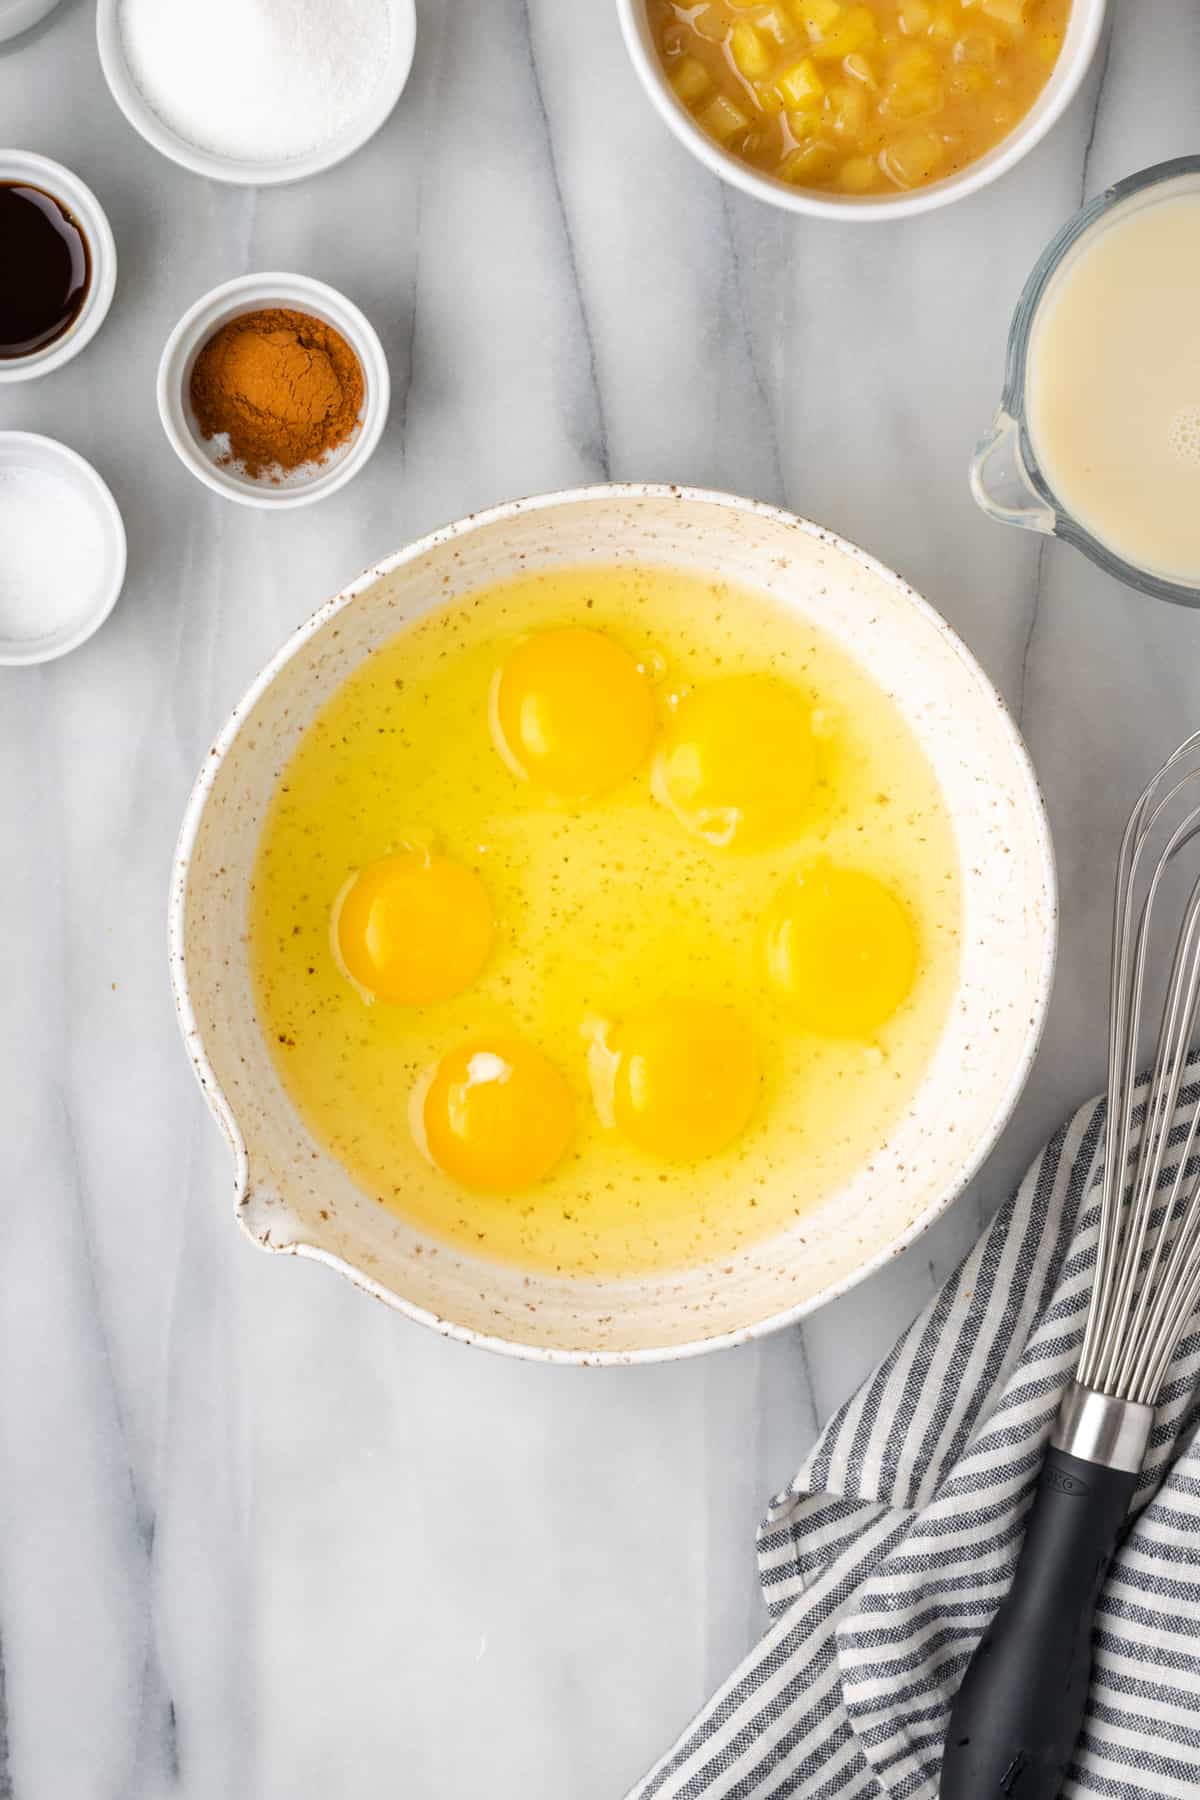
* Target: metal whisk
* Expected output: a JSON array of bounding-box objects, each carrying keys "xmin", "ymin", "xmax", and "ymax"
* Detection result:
[
  {"xmin": 1081, "ymin": 732, "xmax": 1200, "ymax": 1404},
  {"xmin": 941, "ymin": 733, "xmax": 1200, "ymax": 1800}
]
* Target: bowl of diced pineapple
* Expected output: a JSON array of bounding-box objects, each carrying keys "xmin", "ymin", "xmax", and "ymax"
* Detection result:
[{"xmin": 616, "ymin": 0, "xmax": 1105, "ymax": 216}]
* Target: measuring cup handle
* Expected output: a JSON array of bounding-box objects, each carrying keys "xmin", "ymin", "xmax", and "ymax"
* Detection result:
[{"xmin": 970, "ymin": 411, "xmax": 1056, "ymax": 535}]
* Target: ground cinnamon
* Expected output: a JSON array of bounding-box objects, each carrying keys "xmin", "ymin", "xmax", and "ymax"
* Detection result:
[{"xmin": 190, "ymin": 306, "xmax": 364, "ymax": 478}]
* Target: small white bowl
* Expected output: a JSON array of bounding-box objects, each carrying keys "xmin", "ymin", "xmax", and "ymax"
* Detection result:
[
  {"xmin": 0, "ymin": 0, "xmax": 62, "ymax": 45},
  {"xmin": 616, "ymin": 0, "xmax": 1106, "ymax": 220},
  {"xmin": 0, "ymin": 152, "xmax": 117, "ymax": 383},
  {"xmin": 157, "ymin": 273, "xmax": 391, "ymax": 512},
  {"xmin": 96, "ymin": 0, "xmax": 416, "ymax": 188},
  {"xmin": 0, "ymin": 433, "xmax": 127, "ymax": 666}
]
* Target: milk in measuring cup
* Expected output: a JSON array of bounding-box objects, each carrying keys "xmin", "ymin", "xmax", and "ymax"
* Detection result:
[{"xmin": 1028, "ymin": 188, "xmax": 1200, "ymax": 585}]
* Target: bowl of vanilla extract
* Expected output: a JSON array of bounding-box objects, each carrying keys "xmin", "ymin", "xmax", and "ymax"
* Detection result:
[{"xmin": 0, "ymin": 150, "xmax": 117, "ymax": 383}]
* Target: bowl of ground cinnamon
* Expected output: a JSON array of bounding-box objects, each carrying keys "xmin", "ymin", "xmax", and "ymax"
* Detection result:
[{"xmin": 157, "ymin": 272, "xmax": 389, "ymax": 509}]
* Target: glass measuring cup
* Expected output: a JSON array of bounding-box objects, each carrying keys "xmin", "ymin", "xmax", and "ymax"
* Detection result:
[{"xmin": 971, "ymin": 156, "xmax": 1200, "ymax": 609}]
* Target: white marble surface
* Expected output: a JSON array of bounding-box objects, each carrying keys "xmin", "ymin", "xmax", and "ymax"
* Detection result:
[{"xmin": 2, "ymin": 1, "xmax": 1200, "ymax": 1794}]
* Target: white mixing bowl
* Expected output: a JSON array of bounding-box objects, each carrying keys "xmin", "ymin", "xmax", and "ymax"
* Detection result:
[
  {"xmin": 170, "ymin": 485, "xmax": 1056, "ymax": 1363},
  {"xmin": 616, "ymin": 0, "xmax": 1106, "ymax": 221}
]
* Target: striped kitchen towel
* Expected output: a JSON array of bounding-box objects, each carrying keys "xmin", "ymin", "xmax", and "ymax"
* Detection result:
[{"xmin": 631, "ymin": 1066, "xmax": 1200, "ymax": 1800}]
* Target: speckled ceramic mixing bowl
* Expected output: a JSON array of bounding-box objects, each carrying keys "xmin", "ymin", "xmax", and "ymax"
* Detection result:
[{"xmin": 169, "ymin": 484, "xmax": 1056, "ymax": 1363}]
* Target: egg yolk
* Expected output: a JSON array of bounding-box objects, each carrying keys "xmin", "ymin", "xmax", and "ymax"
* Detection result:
[
  {"xmin": 652, "ymin": 675, "xmax": 817, "ymax": 848},
  {"xmin": 762, "ymin": 865, "xmax": 917, "ymax": 1039},
  {"xmin": 609, "ymin": 999, "xmax": 761, "ymax": 1162},
  {"xmin": 335, "ymin": 850, "xmax": 493, "ymax": 1006},
  {"xmin": 421, "ymin": 1038, "xmax": 575, "ymax": 1192},
  {"xmin": 490, "ymin": 626, "xmax": 656, "ymax": 801}
]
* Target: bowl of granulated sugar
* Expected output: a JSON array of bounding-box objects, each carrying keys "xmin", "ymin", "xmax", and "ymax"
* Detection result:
[{"xmin": 97, "ymin": 0, "xmax": 416, "ymax": 186}]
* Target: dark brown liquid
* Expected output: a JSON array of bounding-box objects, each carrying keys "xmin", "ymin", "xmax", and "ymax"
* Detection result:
[{"xmin": 0, "ymin": 183, "xmax": 91, "ymax": 360}]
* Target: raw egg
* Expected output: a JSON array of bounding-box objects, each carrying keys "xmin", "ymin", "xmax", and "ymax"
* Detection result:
[
  {"xmin": 334, "ymin": 849, "xmax": 492, "ymax": 1006},
  {"xmin": 490, "ymin": 625, "xmax": 656, "ymax": 801},
  {"xmin": 606, "ymin": 998, "xmax": 762, "ymax": 1162},
  {"xmin": 762, "ymin": 863, "xmax": 917, "ymax": 1038},
  {"xmin": 421, "ymin": 1037, "xmax": 575, "ymax": 1192},
  {"xmin": 652, "ymin": 674, "xmax": 817, "ymax": 847}
]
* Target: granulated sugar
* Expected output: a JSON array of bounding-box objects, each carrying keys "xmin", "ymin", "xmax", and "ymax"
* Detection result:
[
  {"xmin": 118, "ymin": 0, "xmax": 392, "ymax": 164},
  {"xmin": 0, "ymin": 466, "xmax": 107, "ymax": 643}
]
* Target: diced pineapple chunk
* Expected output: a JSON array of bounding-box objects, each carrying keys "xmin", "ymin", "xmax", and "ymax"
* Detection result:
[
  {"xmin": 900, "ymin": 1, "xmax": 933, "ymax": 33},
  {"xmin": 778, "ymin": 140, "xmax": 838, "ymax": 182},
  {"xmin": 883, "ymin": 128, "xmax": 943, "ymax": 185},
  {"xmin": 839, "ymin": 153, "xmax": 879, "ymax": 191},
  {"xmin": 843, "ymin": 49, "xmax": 878, "ymax": 86},
  {"xmin": 776, "ymin": 55, "xmax": 826, "ymax": 108},
  {"xmin": 759, "ymin": 5, "xmax": 801, "ymax": 46},
  {"xmin": 810, "ymin": 5, "xmax": 879, "ymax": 60},
  {"xmin": 731, "ymin": 21, "xmax": 771, "ymax": 77},
  {"xmin": 928, "ymin": 4, "xmax": 957, "ymax": 40},
  {"xmin": 948, "ymin": 62, "xmax": 989, "ymax": 94},
  {"xmin": 670, "ymin": 55, "xmax": 713, "ymax": 102},
  {"xmin": 954, "ymin": 29, "xmax": 999, "ymax": 65},
  {"xmin": 796, "ymin": 0, "xmax": 842, "ymax": 36},
  {"xmin": 882, "ymin": 44, "xmax": 942, "ymax": 117},
  {"xmin": 784, "ymin": 106, "xmax": 818, "ymax": 136},
  {"xmin": 699, "ymin": 92, "xmax": 751, "ymax": 140},
  {"xmin": 980, "ymin": 0, "xmax": 1027, "ymax": 31},
  {"xmin": 691, "ymin": 5, "xmax": 730, "ymax": 42},
  {"xmin": 845, "ymin": 5, "xmax": 881, "ymax": 50},
  {"xmin": 829, "ymin": 81, "xmax": 869, "ymax": 134},
  {"xmin": 891, "ymin": 42, "xmax": 939, "ymax": 74}
]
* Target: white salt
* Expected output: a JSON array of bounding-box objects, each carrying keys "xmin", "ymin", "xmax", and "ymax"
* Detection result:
[
  {"xmin": 119, "ymin": 0, "xmax": 392, "ymax": 164},
  {"xmin": 0, "ymin": 467, "xmax": 107, "ymax": 643}
]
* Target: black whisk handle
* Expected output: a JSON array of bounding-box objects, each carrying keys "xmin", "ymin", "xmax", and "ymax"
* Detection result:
[{"xmin": 938, "ymin": 1446, "xmax": 1138, "ymax": 1800}]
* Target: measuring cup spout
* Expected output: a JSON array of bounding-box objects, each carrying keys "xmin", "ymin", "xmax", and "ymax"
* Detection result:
[{"xmin": 970, "ymin": 410, "xmax": 1056, "ymax": 535}]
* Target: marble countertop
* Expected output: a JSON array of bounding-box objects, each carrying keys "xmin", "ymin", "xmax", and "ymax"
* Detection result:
[{"xmin": 3, "ymin": 0, "xmax": 1199, "ymax": 1794}]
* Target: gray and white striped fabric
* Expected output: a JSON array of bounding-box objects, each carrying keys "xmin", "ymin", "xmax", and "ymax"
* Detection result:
[{"xmin": 632, "ymin": 1068, "xmax": 1200, "ymax": 1800}]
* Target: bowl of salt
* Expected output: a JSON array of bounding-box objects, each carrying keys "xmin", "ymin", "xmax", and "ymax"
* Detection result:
[{"xmin": 0, "ymin": 434, "xmax": 127, "ymax": 667}]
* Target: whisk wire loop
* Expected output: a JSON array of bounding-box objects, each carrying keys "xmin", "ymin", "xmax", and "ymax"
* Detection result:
[
  {"xmin": 1078, "ymin": 732, "xmax": 1200, "ymax": 1404},
  {"xmin": 1102, "ymin": 869, "xmax": 1200, "ymax": 1394},
  {"xmin": 1114, "ymin": 882, "xmax": 1200, "ymax": 1397}
]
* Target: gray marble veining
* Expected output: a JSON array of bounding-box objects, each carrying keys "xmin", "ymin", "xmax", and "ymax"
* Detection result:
[{"xmin": 2, "ymin": 1, "xmax": 1198, "ymax": 1795}]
